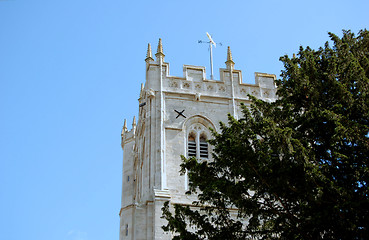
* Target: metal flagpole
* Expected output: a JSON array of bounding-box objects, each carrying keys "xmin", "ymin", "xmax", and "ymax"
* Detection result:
[
  {"xmin": 198, "ymin": 32, "xmax": 222, "ymax": 80},
  {"xmin": 209, "ymin": 41, "xmax": 214, "ymax": 79}
]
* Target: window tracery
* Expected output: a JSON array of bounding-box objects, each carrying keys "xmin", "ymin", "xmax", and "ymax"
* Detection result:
[
  {"xmin": 186, "ymin": 124, "xmax": 209, "ymax": 159},
  {"xmin": 183, "ymin": 116, "xmax": 215, "ymax": 191}
]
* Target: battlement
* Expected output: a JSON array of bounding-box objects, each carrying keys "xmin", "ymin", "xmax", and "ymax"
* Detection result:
[
  {"xmin": 121, "ymin": 39, "xmax": 278, "ymax": 147},
  {"xmin": 121, "ymin": 117, "xmax": 136, "ymax": 149},
  {"xmin": 164, "ymin": 67, "xmax": 277, "ymax": 101},
  {"xmin": 144, "ymin": 39, "xmax": 277, "ymax": 102}
]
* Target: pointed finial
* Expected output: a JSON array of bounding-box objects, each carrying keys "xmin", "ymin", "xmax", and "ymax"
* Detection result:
[
  {"xmin": 155, "ymin": 38, "xmax": 165, "ymax": 60},
  {"xmin": 140, "ymin": 83, "xmax": 144, "ymax": 97},
  {"xmin": 227, "ymin": 46, "xmax": 233, "ymax": 62},
  {"xmin": 122, "ymin": 119, "xmax": 127, "ymax": 132},
  {"xmin": 145, "ymin": 43, "xmax": 154, "ymax": 62},
  {"xmin": 132, "ymin": 116, "xmax": 136, "ymax": 127},
  {"xmin": 157, "ymin": 38, "xmax": 163, "ymax": 54},
  {"xmin": 225, "ymin": 46, "xmax": 235, "ymax": 69}
]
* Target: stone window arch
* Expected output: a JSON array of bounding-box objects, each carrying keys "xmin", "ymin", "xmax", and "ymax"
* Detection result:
[
  {"xmin": 183, "ymin": 115, "xmax": 215, "ymax": 160},
  {"xmin": 183, "ymin": 115, "xmax": 215, "ymax": 190},
  {"xmin": 186, "ymin": 124, "xmax": 210, "ymax": 159}
]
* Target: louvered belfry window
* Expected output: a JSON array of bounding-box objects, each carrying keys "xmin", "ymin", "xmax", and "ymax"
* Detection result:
[
  {"xmin": 199, "ymin": 135, "xmax": 208, "ymax": 159},
  {"xmin": 188, "ymin": 134, "xmax": 197, "ymax": 157},
  {"xmin": 188, "ymin": 132, "xmax": 208, "ymax": 159}
]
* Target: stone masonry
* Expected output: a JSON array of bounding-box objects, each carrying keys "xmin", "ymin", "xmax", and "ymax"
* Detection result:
[{"xmin": 119, "ymin": 39, "xmax": 277, "ymax": 240}]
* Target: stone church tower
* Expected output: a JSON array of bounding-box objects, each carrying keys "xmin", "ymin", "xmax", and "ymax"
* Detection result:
[{"xmin": 119, "ymin": 39, "xmax": 277, "ymax": 240}]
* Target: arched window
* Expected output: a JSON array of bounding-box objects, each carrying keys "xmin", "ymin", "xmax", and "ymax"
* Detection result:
[
  {"xmin": 183, "ymin": 116, "xmax": 215, "ymax": 190},
  {"xmin": 187, "ymin": 129, "xmax": 209, "ymax": 159}
]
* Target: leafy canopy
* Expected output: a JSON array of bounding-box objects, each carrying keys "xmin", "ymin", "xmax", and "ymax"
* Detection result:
[{"xmin": 162, "ymin": 30, "xmax": 369, "ymax": 240}]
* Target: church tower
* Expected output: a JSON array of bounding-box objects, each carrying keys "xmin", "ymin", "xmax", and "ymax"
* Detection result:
[{"xmin": 119, "ymin": 39, "xmax": 277, "ymax": 240}]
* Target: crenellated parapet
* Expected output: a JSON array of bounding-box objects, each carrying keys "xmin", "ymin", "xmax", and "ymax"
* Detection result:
[
  {"xmin": 121, "ymin": 39, "xmax": 277, "ymax": 149},
  {"xmin": 121, "ymin": 117, "xmax": 137, "ymax": 149},
  {"xmin": 143, "ymin": 39, "xmax": 277, "ymax": 103},
  {"xmin": 162, "ymin": 68, "xmax": 276, "ymax": 101}
]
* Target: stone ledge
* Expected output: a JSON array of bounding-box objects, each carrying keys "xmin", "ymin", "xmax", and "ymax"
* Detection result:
[{"xmin": 154, "ymin": 189, "xmax": 171, "ymax": 201}]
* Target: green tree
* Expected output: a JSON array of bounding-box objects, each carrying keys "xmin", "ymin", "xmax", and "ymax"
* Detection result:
[{"xmin": 162, "ymin": 30, "xmax": 369, "ymax": 239}]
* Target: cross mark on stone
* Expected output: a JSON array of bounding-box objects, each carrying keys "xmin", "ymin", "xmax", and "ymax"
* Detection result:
[{"xmin": 174, "ymin": 109, "xmax": 186, "ymax": 119}]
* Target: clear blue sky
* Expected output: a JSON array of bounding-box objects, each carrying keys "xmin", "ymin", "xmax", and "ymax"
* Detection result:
[{"xmin": 0, "ymin": 1, "xmax": 368, "ymax": 240}]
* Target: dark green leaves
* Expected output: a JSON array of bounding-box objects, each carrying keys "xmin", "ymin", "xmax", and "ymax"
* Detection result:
[{"xmin": 162, "ymin": 30, "xmax": 369, "ymax": 239}]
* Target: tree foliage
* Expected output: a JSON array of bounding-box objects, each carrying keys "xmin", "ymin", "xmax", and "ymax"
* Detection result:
[{"xmin": 162, "ymin": 30, "xmax": 369, "ymax": 239}]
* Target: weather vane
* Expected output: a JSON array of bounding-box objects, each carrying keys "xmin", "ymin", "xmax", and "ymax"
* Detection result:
[{"xmin": 198, "ymin": 32, "xmax": 222, "ymax": 80}]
